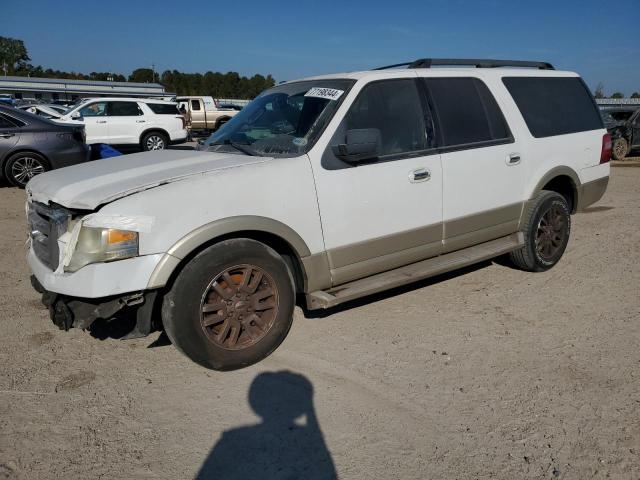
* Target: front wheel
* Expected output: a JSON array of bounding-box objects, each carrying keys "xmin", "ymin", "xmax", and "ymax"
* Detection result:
[
  {"xmin": 4, "ymin": 152, "xmax": 50, "ymax": 188},
  {"xmin": 509, "ymin": 191, "xmax": 571, "ymax": 272},
  {"xmin": 162, "ymin": 239, "xmax": 295, "ymax": 370},
  {"xmin": 141, "ymin": 132, "xmax": 168, "ymax": 151}
]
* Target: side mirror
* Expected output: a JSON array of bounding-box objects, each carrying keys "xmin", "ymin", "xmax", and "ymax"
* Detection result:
[
  {"xmin": 332, "ymin": 128, "xmax": 381, "ymax": 163},
  {"xmin": 71, "ymin": 111, "xmax": 82, "ymax": 119}
]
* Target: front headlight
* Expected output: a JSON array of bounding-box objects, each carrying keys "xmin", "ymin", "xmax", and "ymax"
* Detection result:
[{"xmin": 66, "ymin": 227, "xmax": 138, "ymax": 272}]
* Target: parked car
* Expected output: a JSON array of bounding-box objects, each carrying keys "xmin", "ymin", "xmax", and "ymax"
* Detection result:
[
  {"xmin": 26, "ymin": 58, "xmax": 610, "ymax": 370},
  {"xmin": 176, "ymin": 96, "xmax": 238, "ymax": 132},
  {"xmin": 56, "ymin": 98, "xmax": 188, "ymax": 150},
  {"xmin": 601, "ymin": 107, "xmax": 640, "ymax": 160},
  {"xmin": 0, "ymin": 105, "xmax": 88, "ymax": 187}
]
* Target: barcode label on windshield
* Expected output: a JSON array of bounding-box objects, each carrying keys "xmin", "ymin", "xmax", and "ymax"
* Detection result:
[{"xmin": 304, "ymin": 87, "xmax": 344, "ymax": 101}]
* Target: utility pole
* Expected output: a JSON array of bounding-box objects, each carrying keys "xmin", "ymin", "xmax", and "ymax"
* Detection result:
[
  {"xmin": 2, "ymin": 61, "xmax": 7, "ymax": 77},
  {"xmin": 151, "ymin": 62, "xmax": 156, "ymax": 83}
]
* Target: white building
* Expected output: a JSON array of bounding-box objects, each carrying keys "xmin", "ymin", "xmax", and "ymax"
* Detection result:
[{"xmin": 0, "ymin": 76, "xmax": 170, "ymax": 102}]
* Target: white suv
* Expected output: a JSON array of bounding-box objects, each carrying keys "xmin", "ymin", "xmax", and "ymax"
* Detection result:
[
  {"xmin": 58, "ymin": 97, "xmax": 188, "ymax": 150},
  {"xmin": 26, "ymin": 58, "xmax": 610, "ymax": 370}
]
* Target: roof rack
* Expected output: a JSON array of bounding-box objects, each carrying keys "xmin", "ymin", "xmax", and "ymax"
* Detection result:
[{"xmin": 374, "ymin": 58, "xmax": 555, "ymax": 70}]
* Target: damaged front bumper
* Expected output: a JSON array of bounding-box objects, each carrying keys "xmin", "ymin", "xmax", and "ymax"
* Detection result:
[{"xmin": 31, "ymin": 275, "xmax": 158, "ymax": 339}]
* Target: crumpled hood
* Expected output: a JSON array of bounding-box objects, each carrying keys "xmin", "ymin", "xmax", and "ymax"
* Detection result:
[{"xmin": 27, "ymin": 149, "xmax": 268, "ymax": 210}]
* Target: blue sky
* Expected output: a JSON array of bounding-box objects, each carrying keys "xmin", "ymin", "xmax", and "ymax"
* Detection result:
[{"xmin": 4, "ymin": 0, "xmax": 639, "ymax": 94}]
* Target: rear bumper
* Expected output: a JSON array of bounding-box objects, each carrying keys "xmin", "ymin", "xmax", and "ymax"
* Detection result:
[{"xmin": 576, "ymin": 176, "xmax": 609, "ymax": 211}]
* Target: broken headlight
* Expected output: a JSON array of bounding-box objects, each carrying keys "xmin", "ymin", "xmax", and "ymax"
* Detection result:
[{"xmin": 66, "ymin": 227, "xmax": 138, "ymax": 272}]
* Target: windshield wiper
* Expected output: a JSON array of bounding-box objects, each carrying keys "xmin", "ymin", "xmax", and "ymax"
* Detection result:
[{"xmin": 209, "ymin": 139, "xmax": 256, "ymax": 156}]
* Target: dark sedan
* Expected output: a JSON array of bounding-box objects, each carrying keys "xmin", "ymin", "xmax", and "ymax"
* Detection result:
[{"xmin": 0, "ymin": 105, "xmax": 89, "ymax": 187}]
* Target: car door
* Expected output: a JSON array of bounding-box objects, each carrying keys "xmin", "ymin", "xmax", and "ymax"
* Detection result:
[
  {"xmin": 106, "ymin": 101, "xmax": 145, "ymax": 144},
  {"xmin": 309, "ymin": 77, "xmax": 443, "ymax": 286},
  {"xmin": 77, "ymin": 101, "xmax": 109, "ymax": 144},
  {"xmin": 0, "ymin": 113, "xmax": 21, "ymax": 159},
  {"xmin": 421, "ymin": 76, "xmax": 524, "ymax": 253},
  {"xmin": 190, "ymin": 99, "xmax": 205, "ymax": 129},
  {"xmin": 632, "ymin": 111, "xmax": 640, "ymax": 148}
]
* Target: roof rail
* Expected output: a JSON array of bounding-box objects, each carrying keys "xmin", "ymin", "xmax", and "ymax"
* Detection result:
[{"xmin": 374, "ymin": 58, "xmax": 555, "ymax": 70}]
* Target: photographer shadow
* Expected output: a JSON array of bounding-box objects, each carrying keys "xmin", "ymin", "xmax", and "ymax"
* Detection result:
[{"xmin": 196, "ymin": 370, "xmax": 337, "ymax": 480}]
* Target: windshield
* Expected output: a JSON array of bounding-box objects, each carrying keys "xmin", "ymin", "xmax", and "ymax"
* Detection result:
[{"xmin": 202, "ymin": 79, "xmax": 355, "ymax": 157}]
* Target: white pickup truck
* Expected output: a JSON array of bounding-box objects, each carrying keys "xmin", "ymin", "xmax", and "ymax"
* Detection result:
[{"xmin": 176, "ymin": 96, "xmax": 239, "ymax": 133}]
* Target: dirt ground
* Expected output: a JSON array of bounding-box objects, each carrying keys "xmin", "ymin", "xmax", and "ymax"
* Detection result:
[{"xmin": 0, "ymin": 166, "xmax": 639, "ymax": 480}]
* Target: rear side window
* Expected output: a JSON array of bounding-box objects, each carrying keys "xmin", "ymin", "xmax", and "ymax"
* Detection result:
[
  {"xmin": 191, "ymin": 100, "xmax": 201, "ymax": 111},
  {"xmin": 108, "ymin": 102, "xmax": 142, "ymax": 116},
  {"xmin": 424, "ymin": 77, "xmax": 511, "ymax": 147},
  {"xmin": 502, "ymin": 77, "xmax": 603, "ymax": 138},
  {"xmin": 148, "ymin": 103, "xmax": 180, "ymax": 115},
  {"xmin": 0, "ymin": 113, "xmax": 21, "ymax": 128}
]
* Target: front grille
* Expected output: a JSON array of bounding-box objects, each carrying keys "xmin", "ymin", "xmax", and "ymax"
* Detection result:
[{"xmin": 28, "ymin": 202, "xmax": 71, "ymax": 271}]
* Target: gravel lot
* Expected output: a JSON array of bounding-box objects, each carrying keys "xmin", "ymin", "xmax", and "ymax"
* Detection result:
[{"xmin": 0, "ymin": 165, "xmax": 638, "ymax": 479}]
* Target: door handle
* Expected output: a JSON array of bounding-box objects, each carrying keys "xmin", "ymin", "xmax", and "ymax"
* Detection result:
[
  {"xmin": 506, "ymin": 153, "xmax": 521, "ymax": 166},
  {"xmin": 0, "ymin": 133, "xmax": 15, "ymax": 138},
  {"xmin": 410, "ymin": 168, "xmax": 431, "ymax": 182},
  {"xmin": 136, "ymin": 120, "xmax": 146, "ymax": 123},
  {"xmin": 96, "ymin": 120, "xmax": 107, "ymax": 124}
]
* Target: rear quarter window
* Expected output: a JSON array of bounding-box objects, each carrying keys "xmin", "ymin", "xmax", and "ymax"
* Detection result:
[
  {"xmin": 502, "ymin": 77, "xmax": 603, "ymax": 138},
  {"xmin": 148, "ymin": 103, "xmax": 180, "ymax": 115}
]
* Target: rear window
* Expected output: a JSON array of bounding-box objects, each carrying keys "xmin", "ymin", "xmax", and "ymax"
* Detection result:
[
  {"xmin": 108, "ymin": 101, "xmax": 142, "ymax": 116},
  {"xmin": 502, "ymin": 77, "xmax": 603, "ymax": 138},
  {"xmin": 424, "ymin": 77, "xmax": 511, "ymax": 147},
  {"xmin": 148, "ymin": 103, "xmax": 180, "ymax": 115}
]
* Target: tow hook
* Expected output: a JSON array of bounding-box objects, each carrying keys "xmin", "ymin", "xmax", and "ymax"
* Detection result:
[{"xmin": 51, "ymin": 298, "xmax": 74, "ymax": 331}]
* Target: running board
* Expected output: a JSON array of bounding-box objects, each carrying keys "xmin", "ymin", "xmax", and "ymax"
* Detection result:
[{"xmin": 306, "ymin": 232, "xmax": 524, "ymax": 310}]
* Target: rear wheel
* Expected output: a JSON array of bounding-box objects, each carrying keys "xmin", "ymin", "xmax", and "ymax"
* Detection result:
[
  {"xmin": 612, "ymin": 137, "xmax": 629, "ymax": 160},
  {"xmin": 4, "ymin": 152, "xmax": 50, "ymax": 188},
  {"xmin": 162, "ymin": 239, "xmax": 295, "ymax": 370},
  {"xmin": 141, "ymin": 132, "xmax": 168, "ymax": 151},
  {"xmin": 509, "ymin": 191, "xmax": 571, "ymax": 272}
]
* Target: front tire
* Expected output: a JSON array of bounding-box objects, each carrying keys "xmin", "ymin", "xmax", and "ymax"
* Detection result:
[
  {"xmin": 162, "ymin": 239, "xmax": 295, "ymax": 370},
  {"xmin": 141, "ymin": 132, "xmax": 168, "ymax": 151},
  {"xmin": 3, "ymin": 152, "xmax": 50, "ymax": 188},
  {"xmin": 612, "ymin": 137, "xmax": 629, "ymax": 160},
  {"xmin": 509, "ymin": 191, "xmax": 571, "ymax": 272}
]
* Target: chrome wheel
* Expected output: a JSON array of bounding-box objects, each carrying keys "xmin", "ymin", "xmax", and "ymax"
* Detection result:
[
  {"xmin": 535, "ymin": 204, "xmax": 568, "ymax": 262},
  {"xmin": 200, "ymin": 264, "xmax": 279, "ymax": 350},
  {"xmin": 145, "ymin": 135, "xmax": 166, "ymax": 150},
  {"xmin": 11, "ymin": 156, "xmax": 45, "ymax": 186}
]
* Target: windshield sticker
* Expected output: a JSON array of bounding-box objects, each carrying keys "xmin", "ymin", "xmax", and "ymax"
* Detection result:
[
  {"xmin": 292, "ymin": 137, "xmax": 308, "ymax": 147},
  {"xmin": 304, "ymin": 87, "xmax": 344, "ymax": 101}
]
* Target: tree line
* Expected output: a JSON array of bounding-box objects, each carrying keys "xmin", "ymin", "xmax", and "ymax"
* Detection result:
[
  {"xmin": 594, "ymin": 82, "xmax": 639, "ymax": 99},
  {"xmin": 0, "ymin": 36, "xmax": 275, "ymax": 99}
]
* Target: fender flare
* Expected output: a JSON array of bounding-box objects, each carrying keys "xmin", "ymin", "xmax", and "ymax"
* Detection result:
[{"xmin": 146, "ymin": 215, "xmax": 313, "ymax": 289}]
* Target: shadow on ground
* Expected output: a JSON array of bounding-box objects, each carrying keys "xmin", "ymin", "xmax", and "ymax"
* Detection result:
[{"xmin": 196, "ymin": 370, "xmax": 337, "ymax": 480}]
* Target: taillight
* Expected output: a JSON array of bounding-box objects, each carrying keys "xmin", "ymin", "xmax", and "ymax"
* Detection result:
[{"xmin": 600, "ymin": 133, "xmax": 612, "ymax": 164}]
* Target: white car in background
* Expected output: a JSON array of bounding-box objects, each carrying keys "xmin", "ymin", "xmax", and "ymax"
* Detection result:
[{"xmin": 57, "ymin": 98, "xmax": 188, "ymax": 150}]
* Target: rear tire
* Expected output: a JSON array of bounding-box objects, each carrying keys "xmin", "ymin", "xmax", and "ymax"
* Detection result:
[
  {"xmin": 162, "ymin": 239, "xmax": 295, "ymax": 370},
  {"xmin": 612, "ymin": 137, "xmax": 629, "ymax": 160},
  {"xmin": 3, "ymin": 152, "xmax": 50, "ymax": 188},
  {"xmin": 141, "ymin": 132, "xmax": 168, "ymax": 151},
  {"xmin": 509, "ymin": 191, "xmax": 571, "ymax": 272}
]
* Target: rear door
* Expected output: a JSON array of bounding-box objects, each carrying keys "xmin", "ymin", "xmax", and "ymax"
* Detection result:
[
  {"xmin": 106, "ymin": 101, "xmax": 145, "ymax": 144},
  {"xmin": 422, "ymin": 76, "xmax": 523, "ymax": 253},
  {"xmin": 78, "ymin": 101, "xmax": 109, "ymax": 143},
  {"xmin": 0, "ymin": 113, "xmax": 21, "ymax": 159}
]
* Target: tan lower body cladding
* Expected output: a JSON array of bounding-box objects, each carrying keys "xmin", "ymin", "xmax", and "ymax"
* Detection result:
[{"xmin": 304, "ymin": 203, "xmax": 525, "ymax": 289}]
